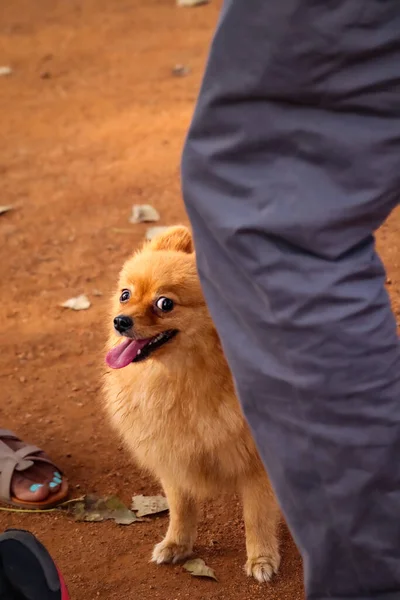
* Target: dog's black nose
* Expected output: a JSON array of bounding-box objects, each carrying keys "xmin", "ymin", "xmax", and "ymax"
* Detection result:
[{"xmin": 114, "ymin": 314, "xmax": 133, "ymax": 333}]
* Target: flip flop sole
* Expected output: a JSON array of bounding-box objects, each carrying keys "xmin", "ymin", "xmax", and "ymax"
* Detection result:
[{"xmin": 0, "ymin": 529, "xmax": 69, "ymax": 600}]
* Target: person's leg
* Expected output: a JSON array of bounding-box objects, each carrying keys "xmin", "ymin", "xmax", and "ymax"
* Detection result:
[{"xmin": 182, "ymin": 1, "xmax": 400, "ymax": 598}]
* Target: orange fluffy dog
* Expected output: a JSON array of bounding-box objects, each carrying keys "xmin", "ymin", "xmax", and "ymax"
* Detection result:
[{"xmin": 103, "ymin": 226, "xmax": 280, "ymax": 582}]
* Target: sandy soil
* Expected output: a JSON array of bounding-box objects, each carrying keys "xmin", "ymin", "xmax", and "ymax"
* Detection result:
[{"xmin": 1, "ymin": 1, "xmax": 399, "ymax": 599}]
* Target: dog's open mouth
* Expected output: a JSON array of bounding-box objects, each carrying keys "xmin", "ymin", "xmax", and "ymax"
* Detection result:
[{"xmin": 106, "ymin": 330, "xmax": 178, "ymax": 369}]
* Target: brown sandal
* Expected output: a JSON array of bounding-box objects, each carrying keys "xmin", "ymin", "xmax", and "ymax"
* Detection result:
[{"xmin": 0, "ymin": 429, "xmax": 69, "ymax": 509}]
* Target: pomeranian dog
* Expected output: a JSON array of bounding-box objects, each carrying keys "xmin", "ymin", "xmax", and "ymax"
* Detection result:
[{"xmin": 103, "ymin": 226, "xmax": 280, "ymax": 583}]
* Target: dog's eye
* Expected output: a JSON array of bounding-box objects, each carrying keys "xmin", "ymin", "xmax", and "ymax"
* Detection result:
[
  {"xmin": 156, "ymin": 297, "xmax": 174, "ymax": 312},
  {"xmin": 120, "ymin": 289, "xmax": 131, "ymax": 303}
]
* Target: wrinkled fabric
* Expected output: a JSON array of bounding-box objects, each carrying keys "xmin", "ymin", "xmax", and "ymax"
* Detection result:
[{"xmin": 182, "ymin": 1, "xmax": 400, "ymax": 598}]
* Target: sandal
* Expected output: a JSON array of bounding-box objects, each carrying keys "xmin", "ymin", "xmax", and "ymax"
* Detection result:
[
  {"xmin": 0, "ymin": 529, "xmax": 70, "ymax": 599},
  {"xmin": 0, "ymin": 430, "xmax": 69, "ymax": 509}
]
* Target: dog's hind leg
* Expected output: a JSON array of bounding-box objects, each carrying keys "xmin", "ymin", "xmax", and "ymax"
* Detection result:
[{"xmin": 152, "ymin": 480, "xmax": 198, "ymax": 565}]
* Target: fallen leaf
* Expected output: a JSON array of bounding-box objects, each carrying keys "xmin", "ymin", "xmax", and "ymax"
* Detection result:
[
  {"xmin": 0, "ymin": 205, "xmax": 13, "ymax": 215},
  {"xmin": 172, "ymin": 64, "xmax": 191, "ymax": 77},
  {"xmin": 60, "ymin": 294, "xmax": 91, "ymax": 311},
  {"xmin": 177, "ymin": 0, "xmax": 209, "ymax": 6},
  {"xmin": 0, "ymin": 66, "xmax": 13, "ymax": 77},
  {"xmin": 184, "ymin": 558, "xmax": 218, "ymax": 581},
  {"xmin": 145, "ymin": 226, "xmax": 170, "ymax": 241},
  {"xmin": 60, "ymin": 495, "xmax": 138, "ymax": 525},
  {"xmin": 130, "ymin": 204, "xmax": 160, "ymax": 224},
  {"xmin": 131, "ymin": 495, "xmax": 169, "ymax": 517}
]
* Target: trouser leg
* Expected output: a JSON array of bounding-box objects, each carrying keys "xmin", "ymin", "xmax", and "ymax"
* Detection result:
[{"xmin": 182, "ymin": 1, "xmax": 400, "ymax": 597}]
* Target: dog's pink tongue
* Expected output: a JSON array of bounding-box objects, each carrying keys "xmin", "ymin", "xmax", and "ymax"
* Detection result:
[{"xmin": 106, "ymin": 338, "xmax": 149, "ymax": 369}]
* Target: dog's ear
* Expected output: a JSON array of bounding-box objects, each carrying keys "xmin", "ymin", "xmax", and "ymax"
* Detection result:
[{"xmin": 149, "ymin": 226, "xmax": 193, "ymax": 254}]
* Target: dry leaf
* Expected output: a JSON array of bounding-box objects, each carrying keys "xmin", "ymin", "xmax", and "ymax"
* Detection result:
[
  {"xmin": 0, "ymin": 205, "xmax": 13, "ymax": 215},
  {"xmin": 0, "ymin": 66, "xmax": 13, "ymax": 77},
  {"xmin": 61, "ymin": 294, "xmax": 91, "ymax": 311},
  {"xmin": 177, "ymin": 0, "xmax": 209, "ymax": 6},
  {"xmin": 145, "ymin": 226, "xmax": 170, "ymax": 241},
  {"xmin": 60, "ymin": 495, "xmax": 138, "ymax": 525},
  {"xmin": 130, "ymin": 204, "xmax": 160, "ymax": 224},
  {"xmin": 131, "ymin": 495, "xmax": 168, "ymax": 517},
  {"xmin": 172, "ymin": 64, "xmax": 191, "ymax": 77},
  {"xmin": 184, "ymin": 558, "xmax": 218, "ymax": 581}
]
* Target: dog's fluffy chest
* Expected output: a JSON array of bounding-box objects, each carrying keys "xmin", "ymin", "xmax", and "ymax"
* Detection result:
[{"xmin": 105, "ymin": 366, "xmax": 257, "ymax": 496}]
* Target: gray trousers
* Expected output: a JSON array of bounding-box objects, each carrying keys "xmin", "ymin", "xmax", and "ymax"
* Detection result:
[{"xmin": 182, "ymin": 1, "xmax": 400, "ymax": 598}]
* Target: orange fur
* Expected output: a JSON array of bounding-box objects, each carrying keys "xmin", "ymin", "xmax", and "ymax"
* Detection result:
[{"xmin": 103, "ymin": 226, "xmax": 281, "ymax": 582}]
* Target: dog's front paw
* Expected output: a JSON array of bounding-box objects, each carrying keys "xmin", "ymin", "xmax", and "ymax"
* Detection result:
[
  {"xmin": 245, "ymin": 552, "xmax": 281, "ymax": 583},
  {"xmin": 152, "ymin": 539, "xmax": 193, "ymax": 565}
]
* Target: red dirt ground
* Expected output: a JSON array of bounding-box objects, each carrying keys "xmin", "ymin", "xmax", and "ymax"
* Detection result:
[{"xmin": 1, "ymin": 2, "xmax": 399, "ymax": 599}]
